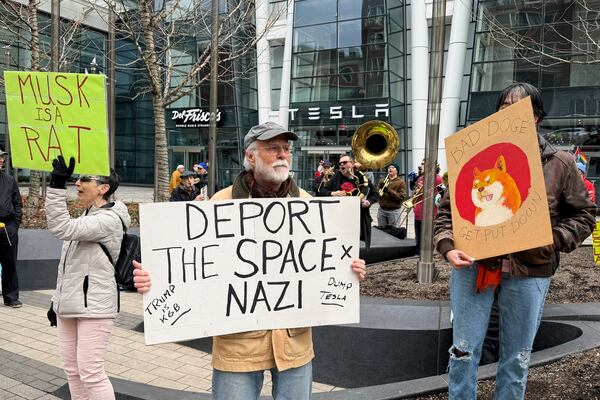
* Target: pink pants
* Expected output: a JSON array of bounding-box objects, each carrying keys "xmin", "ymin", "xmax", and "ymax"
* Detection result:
[{"xmin": 57, "ymin": 317, "xmax": 115, "ymax": 400}]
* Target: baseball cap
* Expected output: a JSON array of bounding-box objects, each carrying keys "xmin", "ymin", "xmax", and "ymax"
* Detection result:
[
  {"xmin": 198, "ymin": 162, "xmax": 208, "ymax": 171},
  {"xmin": 244, "ymin": 121, "xmax": 298, "ymax": 149},
  {"xmin": 323, "ymin": 160, "xmax": 332, "ymax": 167},
  {"xmin": 577, "ymin": 162, "xmax": 587, "ymax": 174},
  {"xmin": 180, "ymin": 170, "xmax": 196, "ymax": 178}
]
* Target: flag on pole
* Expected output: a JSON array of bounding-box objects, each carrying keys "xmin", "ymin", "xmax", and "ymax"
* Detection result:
[{"xmin": 575, "ymin": 147, "xmax": 589, "ymax": 165}]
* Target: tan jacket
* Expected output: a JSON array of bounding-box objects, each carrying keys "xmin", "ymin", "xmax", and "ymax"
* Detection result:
[
  {"xmin": 210, "ymin": 172, "xmax": 315, "ymax": 372},
  {"xmin": 377, "ymin": 176, "xmax": 407, "ymax": 210}
]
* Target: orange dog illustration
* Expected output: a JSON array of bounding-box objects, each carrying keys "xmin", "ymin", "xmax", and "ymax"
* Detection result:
[{"xmin": 472, "ymin": 155, "xmax": 521, "ymax": 227}]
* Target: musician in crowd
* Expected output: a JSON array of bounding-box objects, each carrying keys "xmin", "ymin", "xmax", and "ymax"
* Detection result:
[
  {"xmin": 321, "ymin": 154, "xmax": 377, "ymax": 248},
  {"xmin": 376, "ymin": 163, "xmax": 406, "ymax": 229},
  {"xmin": 413, "ymin": 160, "xmax": 443, "ymax": 255},
  {"xmin": 312, "ymin": 160, "xmax": 334, "ymax": 196},
  {"xmin": 354, "ymin": 160, "xmax": 374, "ymax": 185}
]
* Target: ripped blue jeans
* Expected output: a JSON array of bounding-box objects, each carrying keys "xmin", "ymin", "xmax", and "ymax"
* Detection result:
[{"xmin": 448, "ymin": 264, "xmax": 551, "ymax": 400}]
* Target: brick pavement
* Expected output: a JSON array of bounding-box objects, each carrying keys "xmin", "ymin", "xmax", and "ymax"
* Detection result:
[
  {"xmin": 0, "ymin": 290, "xmax": 342, "ymax": 398},
  {"xmin": 4, "ymin": 185, "xmax": 418, "ymax": 398}
]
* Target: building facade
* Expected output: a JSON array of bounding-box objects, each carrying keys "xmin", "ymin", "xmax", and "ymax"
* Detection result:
[{"xmin": 1, "ymin": 0, "xmax": 599, "ymax": 194}]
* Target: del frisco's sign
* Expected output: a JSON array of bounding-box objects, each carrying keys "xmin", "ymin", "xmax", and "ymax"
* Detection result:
[
  {"xmin": 168, "ymin": 107, "xmax": 222, "ymax": 128},
  {"xmin": 289, "ymin": 103, "xmax": 389, "ymax": 121}
]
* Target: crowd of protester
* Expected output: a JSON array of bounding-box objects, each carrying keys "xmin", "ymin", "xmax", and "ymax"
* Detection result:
[{"xmin": 0, "ymin": 82, "xmax": 597, "ymax": 400}]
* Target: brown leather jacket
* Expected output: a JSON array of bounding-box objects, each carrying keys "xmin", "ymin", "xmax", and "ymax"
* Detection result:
[
  {"xmin": 210, "ymin": 172, "xmax": 315, "ymax": 372},
  {"xmin": 434, "ymin": 135, "xmax": 597, "ymax": 277},
  {"xmin": 377, "ymin": 176, "xmax": 407, "ymax": 210}
]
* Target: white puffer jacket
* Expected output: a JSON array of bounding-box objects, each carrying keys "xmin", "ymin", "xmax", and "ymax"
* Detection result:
[{"xmin": 46, "ymin": 188, "xmax": 131, "ymax": 318}]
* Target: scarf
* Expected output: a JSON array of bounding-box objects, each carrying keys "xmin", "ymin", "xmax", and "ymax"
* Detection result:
[
  {"xmin": 243, "ymin": 170, "xmax": 293, "ymax": 198},
  {"xmin": 476, "ymin": 262, "xmax": 502, "ymax": 293}
]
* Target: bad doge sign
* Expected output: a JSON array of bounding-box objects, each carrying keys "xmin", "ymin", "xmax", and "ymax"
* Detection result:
[
  {"xmin": 4, "ymin": 71, "xmax": 109, "ymax": 175},
  {"xmin": 444, "ymin": 96, "xmax": 552, "ymax": 260},
  {"xmin": 140, "ymin": 197, "xmax": 361, "ymax": 345}
]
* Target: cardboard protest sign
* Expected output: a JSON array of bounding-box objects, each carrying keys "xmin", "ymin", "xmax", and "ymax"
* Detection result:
[
  {"xmin": 139, "ymin": 197, "xmax": 361, "ymax": 345},
  {"xmin": 444, "ymin": 96, "xmax": 552, "ymax": 260},
  {"xmin": 4, "ymin": 71, "xmax": 109, "ymax": 175},
  {"xmin": 593, "ymin": 221, "xmax": 600, "ymax": 267}
]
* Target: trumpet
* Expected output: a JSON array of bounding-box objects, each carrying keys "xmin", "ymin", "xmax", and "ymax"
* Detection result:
[
  {"xmin": 318, "ymin": 171, "xmax": 334, "ymax": 193},
  {"xmin": 402, "ymin": 183, "xmax": 445, "ymax": 210},
  {"xmin": 378, "ymin": 174, "xmax": 390, "ymax": 197}
]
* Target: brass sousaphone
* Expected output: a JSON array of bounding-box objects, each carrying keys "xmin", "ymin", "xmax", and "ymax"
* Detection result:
[{"xmin": 351, "ymin": 120, "xmax": 400, "ymax": 170}]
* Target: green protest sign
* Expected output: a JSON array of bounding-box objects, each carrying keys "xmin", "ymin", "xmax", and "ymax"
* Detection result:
[{"xmin": 4, "ymin": 71, "xmax": 110, "ymax": 175}]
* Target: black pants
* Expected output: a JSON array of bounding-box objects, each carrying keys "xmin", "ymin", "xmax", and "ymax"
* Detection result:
[
  {"xmin": 0, "ymin": 223, "xmax": 19, "ymax": 303},
  {"xmin": 360, "ymin": 207, "xmax": 373, "ymax": 249},
  {"xmin": 414, "ymin": 219, "xmax": 422, "ymax": 255}
]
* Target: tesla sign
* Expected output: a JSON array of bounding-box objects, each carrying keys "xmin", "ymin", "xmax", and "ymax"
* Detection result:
[{"xmin": 289, "ymin": 103, "xmax": 389, "ymax": 121}]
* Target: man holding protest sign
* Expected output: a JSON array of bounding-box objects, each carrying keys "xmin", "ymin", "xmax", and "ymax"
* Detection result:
[
  {"xmin": 434, "ymin": 83, "xmax": 596, "ymax": 399},
  {"xmin": 133, "ymin": 121, "xmax": 366, "ymax": 399},
  {"xmin": 0, "ymin": 148, "xmax": 22, "ymax": 308}
]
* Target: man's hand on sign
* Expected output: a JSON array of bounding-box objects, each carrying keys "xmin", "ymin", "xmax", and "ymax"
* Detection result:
[
  {"xmin": 50, "ymin": 156, "xmax": 76, "ymax": 189},
  {"xmin": 195, "ymin": 194, "xmax": 206, "ymax": 201},
  {"xmin": 445, "ymin": 250, "xmax": 474, "ymax": 269},
  {"xmin": 132, "ymin": 260, "xmax": 152, "ymax": 293},
  {"xmin": 352, "ymin": 258, "xmax": 367, "ymax": 282}
]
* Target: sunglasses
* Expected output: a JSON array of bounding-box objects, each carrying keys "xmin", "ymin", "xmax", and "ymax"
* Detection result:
[
  {"xmin": 79, "ymin": 175, "xmax": 108, "ymax": 184},
  {"xmin": 340, "ymin": 160, "xmax": 352, "ymax": 165}
]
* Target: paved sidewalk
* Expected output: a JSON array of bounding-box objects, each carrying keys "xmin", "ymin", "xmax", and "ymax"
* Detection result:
[
  {"xmin": 0, "ymin": 289, "xmax": 342, "ymax": 399},
  {"xmin": 4, "ymin": 185, "xmax": 419, "ymax": 398}
]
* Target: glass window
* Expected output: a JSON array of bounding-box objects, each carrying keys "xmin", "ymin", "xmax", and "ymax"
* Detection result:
[
  {"xmin": 569, "ymin": 57, "xmax": 600, "ymax": 87},
  {"xmin": 271, "ymin": 89, "xmax": 281, "ymax": 110},
  {"xmin": 292, "ymin": 50, "xmax": 337, "ymax": 77},
  {"xmin": 389, "ymin": 7, "xmax": 403, "ymax": 32},
  {"xmin": 339, "ymin": 17, "xmax": 385, "ymax": 48},
  {"xmin": 339, "ymin": 0, "xmax": 385, "ymax": 21},
  {"xmin": 294, "ymin": 0, "xmax": 337, "ymax": 27},
  {"xmin": 389, "ymin": 73, "xmax": 403, "ymax": 102},
  {"xmin": 366, "ymin": 71, "xmax": 388, "ymax": 98},
  {"xmin": 338, "ymin": 47, "xmax": 364, "ymax": 74},
  {"xmin": 541, "ymin": 59, "xmax": 570, "ymax": 88},
  {"xmin": 271, "ymin": 68, "xmax": 282, "ymax": 90},
  {"xmin": 471, "ymin": 60, "xmax": 539, "ymax": 91},
  {"xmin": 293, "ymin": 23, "xmax": 336, "ymax": 52},
  {"xmin": 270, "ymin": 44, "xmax": 284, "ymax": 68},
  {"xmin": 545, "ymin": 0, "xmax": 600, "ymax": 23},
  {"xmin": 338, "ymin": 73, "xmax": 365, "ymax": 99},
  {"xmin": 477, "ymin": 1, "xmax": 543, "ymax": 31},
  {"xmin": 338, "ymin": 20, "xmax": 363, "ymax": 48},
  {"xmin": 291, "ymin": 76, "xmax": 337, "ymax": 102}
]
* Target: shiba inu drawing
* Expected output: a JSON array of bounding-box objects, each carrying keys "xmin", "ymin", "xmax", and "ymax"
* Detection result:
[{"xmin": 472, "ymin": 155, "xmax": 522, "ymax": 227}]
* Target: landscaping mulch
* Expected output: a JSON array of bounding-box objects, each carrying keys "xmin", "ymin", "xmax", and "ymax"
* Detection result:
[{"xmin": 360, "ymin": 246, "xmax": 600, "ymax": 399}]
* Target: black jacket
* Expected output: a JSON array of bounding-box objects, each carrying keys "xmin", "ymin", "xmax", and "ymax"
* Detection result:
[
  {"xmin": 0, "ymin": 172, "xmax": 22, "ymax": 227},
  {"xmin": 320, "ymin": 170, "xmax": 377, "ymax": 204},
  {"xmin": 170, "ymin": 185, "xmax": 201, "ymax": 202}
]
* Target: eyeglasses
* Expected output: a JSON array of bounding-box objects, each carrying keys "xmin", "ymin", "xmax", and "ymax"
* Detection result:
[
  {"xmin": 259, "ymin": 144, "xmax": 292, "ymax": 155},
  {"xmin": 340, "ymin": 160, "xmax": 351, "ymax": 165}
]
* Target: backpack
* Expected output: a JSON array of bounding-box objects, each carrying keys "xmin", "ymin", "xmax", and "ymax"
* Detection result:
[{"xmin": 99, "ymin": 217, "xmax": 141, "ymax": 310}]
